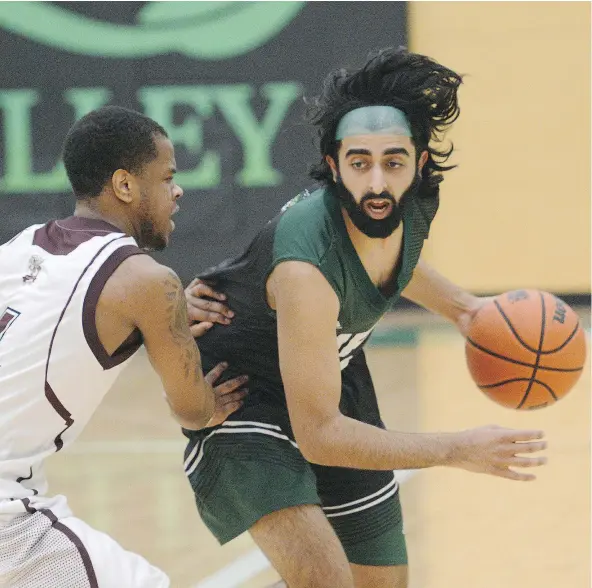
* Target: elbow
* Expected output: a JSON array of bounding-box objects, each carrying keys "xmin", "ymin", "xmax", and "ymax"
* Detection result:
[
  {"xmin": 291, "ymin": 410, "xmax": 343, "ymax": 466},
  {"xmin": 168, "ymin": 392, "xmax": 215, "ymax": 431},
  {"xmin": 297, "ymin": 438, "xmax": 319, "ymax": 464},
  {"xmin": 301, "ymin": 449, "xmax": 332, "ymax": 467},
  {"xmin": 294, "ymin": 425, "xmax": 332, "ymax": 466},
  {"xmin": 299, "ymin": 444, "xmax": 334, "ymax": 467}
]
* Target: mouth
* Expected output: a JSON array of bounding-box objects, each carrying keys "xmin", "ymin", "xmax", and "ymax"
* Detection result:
[
  {"xmin": 170, "ymin": 206, "xmax": 179, "ymax": 230},
  {"xmin": 363, "ymin": 199, "xmax": 393, "ymax": 220}
]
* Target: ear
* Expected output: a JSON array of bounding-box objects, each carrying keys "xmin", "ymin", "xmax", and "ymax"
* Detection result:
[
  {"xmin": 111, "ymin": 169, "xmax": 134, "ymax": 204},
  {"xmin": 417, "ymin": 151, "xmax": 429, "ymax": 174},
  {"xmin": 326, "ymin": 155, "xmax": 338, "ymax": 182}
]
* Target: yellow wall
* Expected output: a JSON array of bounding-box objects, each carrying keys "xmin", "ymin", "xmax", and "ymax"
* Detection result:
[{"xmin": 409, "ymin": 2, "xmax": 590, "ymax": 294}]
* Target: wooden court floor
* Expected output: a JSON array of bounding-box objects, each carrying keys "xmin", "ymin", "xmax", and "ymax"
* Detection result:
[{"xmin": 46, "ymin": 310, "xmax": 591, "ymax": 588}]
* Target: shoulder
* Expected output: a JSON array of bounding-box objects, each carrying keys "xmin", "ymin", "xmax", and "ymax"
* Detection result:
[
  {"xmin": 278, "ymin": 187, "xmax": 331, "ymax": 229},
  {"xmin": 273, "ymin": 187, "xmax": 335, "ymax": 262},
  {"xmin": 103, "ymin": 255, "xmax": 182, "ymax": 309},
  {"xmin": 120, "ymin": 255, "xmax": 180, "ymax": 289}
]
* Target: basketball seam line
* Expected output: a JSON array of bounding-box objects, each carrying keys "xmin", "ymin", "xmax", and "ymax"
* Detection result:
[
  {"xmin": 545, "ymin": 322, "xmax": 581, "ymax": 354},
  {"xmin": 479, "ymin": 377, "xmax": 559, "ymax": 400},
  {"xmin": 465, "ymin": 338, "xmax": 584, "ymax": 372},
  {"xmin": 517, "ymin": 291, "xmax": 547, "ymax": 409},
  {"xmin": 494, "ymin": 299, "xmax": 539, "ymax": 354},
  {"xmin": 494, "ymin": 299, "xmax": 581, "ymax": 355}
]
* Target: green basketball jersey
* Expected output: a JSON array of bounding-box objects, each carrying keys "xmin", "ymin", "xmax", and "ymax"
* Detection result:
[{"xmin": 196, "ymin": 186, "xmax": 437, "ymax": 402}]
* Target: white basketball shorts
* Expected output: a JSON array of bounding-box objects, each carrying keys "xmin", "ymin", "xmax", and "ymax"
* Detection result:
[{"xmin": 0, "ymin": 507, "xmax": 169, "ymax": 587}]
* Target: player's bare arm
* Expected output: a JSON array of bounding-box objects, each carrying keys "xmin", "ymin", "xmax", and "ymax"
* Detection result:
[
  {"xmin": 268, "ymin": 260, "xmax": 547, "ymax": 480},
  {"xmin": 99, "ymin": 254, "xmax": 216, "ymax": 430},
  {"xmin": 401, "ymin": 259, "xmax": 493, "ymax": 336}
]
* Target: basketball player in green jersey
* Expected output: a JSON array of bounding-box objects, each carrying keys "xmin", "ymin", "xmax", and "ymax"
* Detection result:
[{"xmin": 182, "ymin": 48, "xmax": 548, "ymax": 588}]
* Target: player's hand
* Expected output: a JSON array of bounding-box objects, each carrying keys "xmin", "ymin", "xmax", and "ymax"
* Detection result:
[
  {"xmin": 185, "ymin": 278, "xmax": 234, "ymax": 337},
  {"xmin": 451, "ymin": 425, "xmax": 547, "ymax": 481},
  {"xmin": 455, "ymin": 296, "xmax": 495, "ymax": 338},
  {"xmin": 204, "ymin": 362, "xmax": 248, "ymax": 427}
]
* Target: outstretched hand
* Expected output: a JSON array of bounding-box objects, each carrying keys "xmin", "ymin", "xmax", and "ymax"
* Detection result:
[{"xmin": 451, "ymin": 424, "xmax": 547, "ymax": 482}]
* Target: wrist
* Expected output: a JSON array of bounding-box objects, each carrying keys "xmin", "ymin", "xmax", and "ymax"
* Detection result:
[
  {"xmin": 453, "ymin": 293, "xmax": 480, "ymax": 320},
  {"xmin": 453, "ymin": 294, "xmax": 489, "ymax": 337},
  {"xmin": 441, "ymin": 431, "xmax": 466, "ymax": 467}
]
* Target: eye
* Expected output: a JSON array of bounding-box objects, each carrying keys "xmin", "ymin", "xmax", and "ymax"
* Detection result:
[
  {"xmin": 350, "ymin": 160, "xmax": 368, "ymax": 170},
  {"xmin": 386, "ymin": 160, "xmax": 403, "ymax": 169}
]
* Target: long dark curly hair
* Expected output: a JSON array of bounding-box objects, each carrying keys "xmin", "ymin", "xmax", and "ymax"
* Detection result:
[{"xmin": 307, "ymin": 47, "xmax": 463, "ymax": 190}]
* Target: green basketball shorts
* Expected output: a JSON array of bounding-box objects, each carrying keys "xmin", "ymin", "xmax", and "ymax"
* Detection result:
[{"xmin": 183, "ymin": 406, "xmax": 407, "ymax": 566}]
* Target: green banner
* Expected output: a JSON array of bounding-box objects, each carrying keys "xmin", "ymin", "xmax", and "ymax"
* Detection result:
[{"xmin": 0, "ymin": 1, "xmax": 406, "ymax": 282}]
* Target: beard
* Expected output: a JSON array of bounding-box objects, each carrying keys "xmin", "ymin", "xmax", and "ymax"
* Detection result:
[
  {"xmin": 137, "ymin": 192, "xmax": 168, "ymax": 251},
  {"xmin": 333, "ymin": 173, "xmax": 422, "ymax": 239}
]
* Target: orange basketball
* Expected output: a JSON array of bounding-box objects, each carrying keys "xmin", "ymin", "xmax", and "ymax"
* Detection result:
[{"xmin": 465, "ymin": 290, "xmax": 587, "ymax": 410}]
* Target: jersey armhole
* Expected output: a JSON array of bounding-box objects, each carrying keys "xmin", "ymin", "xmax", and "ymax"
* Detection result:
[{"xmin": 82, "ymin": 245, "xmax": 146, "ymax": 369}]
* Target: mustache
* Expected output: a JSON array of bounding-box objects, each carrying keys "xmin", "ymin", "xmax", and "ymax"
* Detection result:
[{"xmin": 359, "ymin": 192, "xmax": 397, "ymax": 206}]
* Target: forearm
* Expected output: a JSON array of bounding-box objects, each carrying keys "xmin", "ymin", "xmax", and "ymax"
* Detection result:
[
  {"xmin": 161, "ymin": 377, "xmax": 215, "ymax": 431},
  {"xmin": 299, "ymin": 413, "xmax": 460, "ymax": 470},
  {"xmin": 401, "ymin": 259, "xmax": 479, "ymax": 324},
  {"xmin": 137, "ymin": 264, "xmax": 217, "ymax": 430},
  {"xmin": 175, "ymin": 385, "xmax": 215, "ymax": 431}
]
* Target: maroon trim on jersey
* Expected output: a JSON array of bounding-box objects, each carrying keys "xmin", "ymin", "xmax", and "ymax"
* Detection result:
[
  {"xmin": 33, "ymin": 216, "xmax": 125, "ymax": 256},
  {"xmin": 40, "ymin": 509, "xmax": 99, "ymax": 588},
  {"xmin": 46, "ymin": 382, "xmax": 74, "ymax": 452},
  {"xmin": 21, "ymin": 498, "xmax": 37, "ymax": 514},
  {"xmin": 15, "ymin": 468, "xmax": 39, "ymax": 497},
  {"xmin": 83, "ymin": 245, "xmax": 145, "ymax": 370},
  {"xmin": 0, "ymin": 308, "xmax": 18, "ymax": 331},
  {"xmin": 0, "ymin": 307, "xmax": 20, "ymax": 341},
  {"xmin": 45, "ymin": 235, "xmax": 129, "ymax": 451},
  {"xmin": 16, "ymin": 467, "xmax": 33, "ymax": 483}
]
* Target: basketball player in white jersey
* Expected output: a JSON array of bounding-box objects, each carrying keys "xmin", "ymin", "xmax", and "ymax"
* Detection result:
[{"xmin": 0, "ymin": 106, "xmax": 247, "ymax": 587}]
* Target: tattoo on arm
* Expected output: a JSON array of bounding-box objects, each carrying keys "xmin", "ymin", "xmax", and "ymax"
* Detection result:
[{"xmin": 162, "ymin": 272, "xmax": 203, "ymax": 381}]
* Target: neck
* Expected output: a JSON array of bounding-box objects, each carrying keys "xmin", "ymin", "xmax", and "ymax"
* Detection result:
[{"xmin": 73, "ymin": 200, "xmax": 133, "ymax": 237}]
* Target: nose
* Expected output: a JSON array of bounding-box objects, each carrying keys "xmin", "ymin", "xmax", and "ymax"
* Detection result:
[
  {"xmin": 174, "ymin": 183, "xmax": 183, "ymax": 200},
  {"xmin": 368, "ymin": 165, "xmax": 387, "ymax": 195}
]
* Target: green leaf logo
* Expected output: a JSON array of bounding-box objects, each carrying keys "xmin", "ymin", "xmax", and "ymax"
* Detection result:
[{"xmin": 0, "ymin": 1, "xmax": 306, "ymax": 59}]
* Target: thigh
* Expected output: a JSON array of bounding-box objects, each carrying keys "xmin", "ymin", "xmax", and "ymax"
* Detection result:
[
  {"xmin": 250, "ymin": 504, "xmax": 354, "ymax": 588},
  {"xmin": 185, "ymin": 414, "xmax": 321, "ymax": 544}
]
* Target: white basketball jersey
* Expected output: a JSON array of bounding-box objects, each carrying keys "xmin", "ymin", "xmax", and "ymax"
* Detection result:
[{"xmin": 0, "ymin": 216, "xmax": 145, "ymax": 515}]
